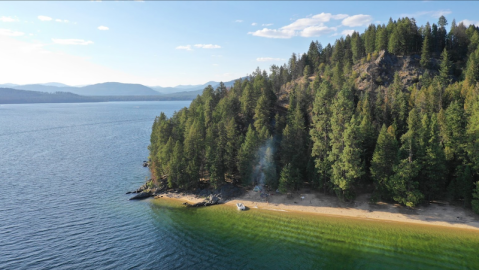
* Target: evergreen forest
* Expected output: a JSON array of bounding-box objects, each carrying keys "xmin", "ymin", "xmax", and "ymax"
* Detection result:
[{"xmin": 149, "ymin": 16, "xmax": 479, "ymax": 212}]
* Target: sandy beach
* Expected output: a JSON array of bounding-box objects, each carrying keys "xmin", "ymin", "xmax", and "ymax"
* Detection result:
[{"xmin": 156, "ymin": 188, "xmax": 479, "ymax": 231}]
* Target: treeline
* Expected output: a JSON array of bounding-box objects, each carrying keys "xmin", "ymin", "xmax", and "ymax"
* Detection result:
[{"xmin": 149, "ymin": 16, "xmax": 479, "ymax": 212}]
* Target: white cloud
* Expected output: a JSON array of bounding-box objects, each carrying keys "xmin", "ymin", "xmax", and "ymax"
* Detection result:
[
  {"xmin": 400, "ymin": 10, "xmax": 452, "ymax": 19},
  {"xmin": 300, "ymin": 26, "xmax": 336, "ymax": 37},
  {"xmin": 282, "ymin": 13, "xmax": 348, "ymax": 31},
  {"xmin": 38, "ymin": 15, "xmax": 52, "ymax": 21},
  {"xmin": 0, "ymin": 29, "xmax": 24, "ymax": 36},
  {"xmin": 52, "ymin": 39, "xmax": 94, "ymax": 45},
  {"xmin": 256, "ymin": 57, "xmax": 285, "ymax": 62},
  {"xmin": 460, "ymin": 19, "xmax": 479, "ymax": 26},
  {"xmin": 252, "ymin": 22, "xmax": 257, "ymax": 26},
  {"xmin": 342, "ymin": 14, "xmax": 372, "ymax": 27},
  {"xmin": 98, "ymin": 26, "xmax": 109, "ymax": 30},
  {"xmin": 235, "ymin": 20, "xmax": 243, "ymax": 23},
  {"xmin": 0, "ymin": 16, "xmax": 18, "ymax": 22},
  {"xmin": 194, "ymin": 44, "xmax": 221, "ymax": 49},
  {"xmin": 176, "ymin": 45, "xmax": 192, "ymax": 51},
  {"xmin": 341, "ymin": 29, "xmax": 355, "ymax": 36},
  {"xmin": 262, "ymin": 23, "xmax": 273, "ymax": 26},
  {"xmin": 249, "ymin": 13, "xmax": 368, "ymax": 39},
  {"xmin": 248, "ymin": 28, "xmax": 295, "ymax": 39}
]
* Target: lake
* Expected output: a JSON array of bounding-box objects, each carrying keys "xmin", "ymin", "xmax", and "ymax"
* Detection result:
[{"xmin": 0, "ymin": 101, "xmax": 478, "ymax": 270}]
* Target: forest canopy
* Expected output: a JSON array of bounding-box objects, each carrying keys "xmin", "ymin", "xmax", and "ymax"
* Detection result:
[{"xmin": 149, "ymin": 16, "xmax": 479, "ymax": 211}]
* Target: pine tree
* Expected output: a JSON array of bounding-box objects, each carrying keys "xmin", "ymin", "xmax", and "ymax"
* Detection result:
[
  {"xmin": 240, "ymin": 83, "xmax": 254, "ymax": 123},
  {"xmin": 278, "ymin": 163, "xmax": 300, "ymax": 193},
  {"xmin": 420, "ymin": 35, "xmax": 431, "ymax": 68},
  {"xmin": 388, "ymin": 29, "xmax": 400, "ymax": 55},
  {"xmin": 330, "ymin": 116, "xmax": 364, "ymax": 199},
  {"xmin": 328, "ymin": 85, "xmax": 356, "ymax": 197},
  {"xmin": 253, "ymin": 94, "xmax": 271, "ymax": 132},
  {"xmin": 310, "ymin": 81, "xmax": 336, "ymax": 191},
  {"xmin": 225, "ymin": 118, "xmax": 241, "ymax": 178},
  {"xmin": 419, "ymin": 114, "xmax": 447, "ymax": 200},
  {"xmin": 237, "ymin": 125, "xmax": 259, "ymax": 185},
  {"xmin": 371, "ymin": 125, "xmax": 398, "ymax": 196},
  {"xmin": 439, "ymin": 48, "xmax": 451, "ymax": 86},
  {"xmin": 389, "ymin": 73, "xmax": 409, "ymax": 135},
  {"xmin": 376, "ymin": 26, "xmax": 388, "ymax": 52},
  {"xmin": 358, "ymin": 93, "xmax": 377, "ymax": 176},
  {"xmin": 389, "ymin": 109, "xmax": 424, "ymax": 207}
]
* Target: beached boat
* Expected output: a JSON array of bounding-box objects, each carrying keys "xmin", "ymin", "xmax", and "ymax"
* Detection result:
[{"xmin": 236, "ymin": 203, "xmax": 245, "ymax": 211}]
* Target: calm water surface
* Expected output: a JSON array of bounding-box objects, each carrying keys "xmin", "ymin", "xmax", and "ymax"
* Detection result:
[{"xmin": 0, "ymin": 101, "xmax": 478, "ymax": 270}]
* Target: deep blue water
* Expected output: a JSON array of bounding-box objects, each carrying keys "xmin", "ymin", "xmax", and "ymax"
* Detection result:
[{"xmin": 0, "ymin": 101, "xmax": 190, "ymax": 269}]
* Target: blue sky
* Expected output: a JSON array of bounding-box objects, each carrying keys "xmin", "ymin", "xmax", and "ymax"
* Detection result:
[{"xmin": 0, "ymin": 1, "xmax": 478, "ymax": 87}]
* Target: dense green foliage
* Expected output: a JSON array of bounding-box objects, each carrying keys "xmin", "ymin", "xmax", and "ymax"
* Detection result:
[{"xmin": 149, "ymin": 16, "xmax": 479, "ymax": 209}]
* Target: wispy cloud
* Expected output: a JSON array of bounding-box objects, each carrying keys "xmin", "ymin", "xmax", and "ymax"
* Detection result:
[
  {"xmin": 98, "ymin": 26, "xmax": 109, "ymax": 30},
  {"xmin": 282, "ymin": 13, "xmax": 347, "ymax": 31},
  {"xmin": 400, "ymin": 10, "xmax": 451, "ymax": 19},
  {"xmin": 249, "ymin": 13, "xmax": 368, "ymax": 39},
  {"xmin": 256, "ymin": 57, "xmax": 285, "ymax": 62},
  {"xmin": 194, "ymin": 44, "xmax": 221, "ymax": 49},
  {"xmin": 342, "ymin": 14, "xmax": 372, "ymax": 27},
  {"xmin": 176, "ymin": 45, "xmax": 192, "ymax": 51},
  {"xmin": 341, "ymin": 29, "xmax": 355, "ymax": 36},
  {"xmin": 55, "ymin": 19, "xmax": 69, "ymax": 23},
  {"xmin": 235, "ymin": 19, "xmax": 243, "ymax": 23},
  {"xmin": 262, "ymin": 23, "xmax": 273, "ymax": 27},
  {"xmin": 461, "ymin": 19, "xmax": 479, "ymax": 26},
  {"xmin": 249, "ymin": 28, "xmax": 295, "ymax": 39},
  {"xmin": 301, "ymin": 26, "xmax": 336, "ymax": 37},
  {"xmin": 38, "ymin": 15, "xmax": 52, "ymax": 21},
  {"xmin": 0, "ymin": 16, "xmax": 19, "ymax": 22},
  {"xmin": 52, "ymin": 39, "xmax": 94, "ymax": 45},
  {"xmin": 252, "ymin": 22, "xmax": 257, "ymax": 26},
  {"xmin": 0, "ymin": 28, "xmax": 24, "ymax": 36}
]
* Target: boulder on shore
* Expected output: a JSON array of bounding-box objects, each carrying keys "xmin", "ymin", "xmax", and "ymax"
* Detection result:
[{"xmin": 129, "ymin": 191, "xmax": 151, "ymax": 200}]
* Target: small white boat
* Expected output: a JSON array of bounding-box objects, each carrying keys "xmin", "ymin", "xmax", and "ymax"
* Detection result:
[{"xmin": 236, "ymin": 203, "xmax": 245, "ymax": 211}]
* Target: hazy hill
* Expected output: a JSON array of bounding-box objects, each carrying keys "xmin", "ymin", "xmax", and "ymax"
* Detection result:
[
  {"xmin": 0, "ymin": 88, "xmax": 101, "ymax": 104},
  {"xmin": 13, "ymin": 84, "xmax": 77, "ymax": 93},
  {"xmin": 77, "ymin": 82, "xmax": 160, "ymax": 96},
  {"xmin": 41, "ymin": 82, "xmax": 71, "ymax": 87},
  {"xmin": 13, "ymin": 82, "xmax": 160, "ymax": 96},
  {"xmin": 151, "ymin": 78, "xmax": 243, "ymax": 94}
]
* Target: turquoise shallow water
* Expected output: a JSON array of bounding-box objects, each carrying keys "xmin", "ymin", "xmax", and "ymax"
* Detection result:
[{"xmin": 0, "ymin": 101, "xmax": 478, "ymax": 270}]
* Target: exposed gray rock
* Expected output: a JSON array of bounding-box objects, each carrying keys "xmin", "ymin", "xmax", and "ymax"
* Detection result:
[{"xmin": 129, "ymin": 191, "xmax": 151, "ymax": 200}]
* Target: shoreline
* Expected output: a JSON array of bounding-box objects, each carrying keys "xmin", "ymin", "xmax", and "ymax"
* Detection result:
[{"xmin": 155, "ymin": 190, "xmax": 479, "ymax": 232}]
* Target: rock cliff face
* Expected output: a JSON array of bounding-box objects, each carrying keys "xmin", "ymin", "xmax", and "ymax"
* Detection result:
[{"xmin": 353, "ymin": 50, "xmax": 440, "ymax": 92}]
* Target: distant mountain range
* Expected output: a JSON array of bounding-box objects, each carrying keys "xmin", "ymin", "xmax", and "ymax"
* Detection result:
[
  {"xmin": 0, "ymin": 88, "xmax": 102, "ymax": 104},
  {"xmin": 0, "ymin": 78, "xmax": 242, "ymax": 97}
]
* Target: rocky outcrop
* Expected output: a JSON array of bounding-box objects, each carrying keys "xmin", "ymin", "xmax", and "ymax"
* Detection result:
[
  {"xmin": 193, "ymin": 183, "xmax": 244, "ymax": 202},
  {"xmin": 185, "ymin": 195, "xmax": 221, "ymax": 207},
  {"xmin": 354, "ymin": 50, "xmax": 440, "ymax": 92}
]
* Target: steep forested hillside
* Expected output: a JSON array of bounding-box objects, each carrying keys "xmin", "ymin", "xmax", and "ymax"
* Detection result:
[{"xmin": 149, "ymin": 16, "xmax": 479, "ymax": 212}]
